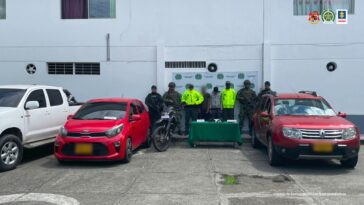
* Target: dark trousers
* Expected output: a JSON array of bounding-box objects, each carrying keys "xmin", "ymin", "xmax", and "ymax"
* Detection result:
[
  {"xmin": 210, "ymin": 108, "xmax": 222, "ymax": 120},
  {"xmin": 239, "ymin": 111, "xmax": 253, "ymax": 135},
  {"xmin": 149, "ymin": 113, "xmax": 161, "ymax": 133},
  {"xmin": 222, "ymin": 108, "xmax": 234, "ymax": 121},
  {"xmin": 185, "ymin": 106, "xmax": 199, "ymax": 134},
  {"xmin": 198, "ymin": 109, "xmax": 211, "ymax": 121}
]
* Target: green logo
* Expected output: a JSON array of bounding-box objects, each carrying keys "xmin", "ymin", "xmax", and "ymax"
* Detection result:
[
  {"xmin": 206, "ymin": 83, "xmax": 212, "ymax": 89},
  {"xmin": 195, "ymin": 74, "xmax": 202, "ymax": 80},
  {"xmin": 322, "ymin": 10, "xmax": 335, "ymax": 24},
  {"xmin": 238, "ymin": 73, "xmax": 245, "ymax": 79},
  {"xmin": 175, "ymin": 74, "xmax": 182, "ymax": 80},
  {"xmin": 217, "ymin": 73, "xmax": 224, "ymax": 80}
]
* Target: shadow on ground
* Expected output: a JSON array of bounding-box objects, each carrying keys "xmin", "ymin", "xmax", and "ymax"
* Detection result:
[
  {"xmin": 20, "ymin": 139, "xmax": 354, "ymax": 176},
  {"xmin": 242, "ymin": 143, "xmax": 353, "ymax": 175},
  {"xmin": 22, "ymin": 143, "xmax": 54, "ymax": 164},
  {"xmin": 39, "ymin": 145, "xmax": 151, "ymax": 169}
]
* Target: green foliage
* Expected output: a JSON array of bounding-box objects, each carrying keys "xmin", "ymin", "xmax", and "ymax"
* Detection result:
[{"xmin": 224, "ymin": 175, "xmax": 238, "ymax": 185}]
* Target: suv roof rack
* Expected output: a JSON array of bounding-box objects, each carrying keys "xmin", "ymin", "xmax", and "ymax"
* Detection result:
[{"xmin": 299, "ymin": 91, "xmax": 318, "ymax": 97}]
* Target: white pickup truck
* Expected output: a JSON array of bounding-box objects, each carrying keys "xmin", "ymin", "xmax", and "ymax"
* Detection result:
[{"xmin": 0, "ymin": 85, "xmax": 82, "ymax": 171}]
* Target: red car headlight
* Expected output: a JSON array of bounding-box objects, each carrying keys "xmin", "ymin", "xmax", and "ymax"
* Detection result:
[
  {"xmin": 105, "ymin": 124, "xmax": 124, "ymax": 138},
  {"xmin": 59, "ymin": 126, "xmax": 68, "ymax": 137},
  {"xmin": 282, "ymin": 127, "xmax": 302, "ymax": 139},
  {"xmin": 342, "ymin": 128, "xmax": 356, "ymax": 140}
]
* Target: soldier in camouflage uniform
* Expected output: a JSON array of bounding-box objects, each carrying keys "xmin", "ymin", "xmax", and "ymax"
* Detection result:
[
  {"xmin": 237, "ymin": 80, "xmax": 257, "ymax": 135},
  {"xmin": 162, "ymin": 82, "xmax": 183, "ymax": 134}
]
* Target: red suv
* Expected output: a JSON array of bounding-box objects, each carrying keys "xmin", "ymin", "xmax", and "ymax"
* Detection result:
[
  {"xmin": 252, "ymin": 92, "xmax": 360, "ymax": 168},
  {"xmin": 54, "ymin": 98, "xmax": 150, "ymax": 163}
]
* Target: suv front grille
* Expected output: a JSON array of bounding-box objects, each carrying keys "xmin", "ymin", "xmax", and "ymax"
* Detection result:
[{"xmin": 299, "ymin": 129, "xmax": 343, "ymax": 139}]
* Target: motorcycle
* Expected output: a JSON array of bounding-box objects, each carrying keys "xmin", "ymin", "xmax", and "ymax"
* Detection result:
[{"xmin": 152, "ymin": 107, "xmax": 185, "ymax": 152}]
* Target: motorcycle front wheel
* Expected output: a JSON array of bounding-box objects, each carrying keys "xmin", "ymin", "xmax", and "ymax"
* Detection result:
[{"xmin": 152, "ymin": 126, "xmax": 170, "ymax": 152}]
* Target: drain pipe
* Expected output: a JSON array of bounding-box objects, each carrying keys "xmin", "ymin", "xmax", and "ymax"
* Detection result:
[
  {"xmin": 262, "ymin": 0, "xmax": 271, "ymax": 86},
  {"xmin": 106, "ymin": 33, "xmax": 110, "ymax": 61}
]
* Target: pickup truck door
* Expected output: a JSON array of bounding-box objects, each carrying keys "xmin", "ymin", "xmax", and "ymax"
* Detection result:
[
  {"xmin": 45, "ymin": 89, "xmax": 69, "ymax": 137},
  {"xmin": 23, "ymin": 89, "xmax": 52, "ymax": 143}
]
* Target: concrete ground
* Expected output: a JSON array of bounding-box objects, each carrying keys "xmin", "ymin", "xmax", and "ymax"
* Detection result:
[{"xmin": 0, "ymin": 141, "xmax": 364, "ymax": 205}]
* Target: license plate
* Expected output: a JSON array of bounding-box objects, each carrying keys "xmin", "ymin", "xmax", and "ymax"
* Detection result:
[
  {"xmin": 75, "ymin": 143, "xmax": 93, "ymax": 155},
  {"xmin": 313, "ymin": 143, "xmax": 333, "ymax": 153}
]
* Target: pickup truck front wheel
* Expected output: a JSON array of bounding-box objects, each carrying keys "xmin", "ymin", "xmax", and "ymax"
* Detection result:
[{"xmin": 0, "ymin": 134, "xmax": 23, "ymax": 172}]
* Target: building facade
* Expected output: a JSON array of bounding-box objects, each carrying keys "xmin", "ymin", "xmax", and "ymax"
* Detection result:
[{"xmin": 0, "ymin": 0, "xmax": 363, "ymax": 131}]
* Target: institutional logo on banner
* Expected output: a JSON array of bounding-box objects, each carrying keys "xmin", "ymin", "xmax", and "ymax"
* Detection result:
[
  {"xmin": 217, "ymin": 73, "xmax": 224, "ymax": 80},
  {"xmin": 238, "ymin": 73, "xmax": 245, "ymax": 79},
  {"xmin": 322, "ymin": 10, "xmax": 335, "ymax": 24},
  {"xmin": 206, "ymin": 83, "xmax": 213, "ymax": 89},
  {"xmin": 336, "ymin": 9, "xmax": 348, "ymax": 24},
  {"xmin": 175, "ymin": 74, "xmax": 182, "ymax": 80},
  {"xmin": 308, "ymin": 11, "xmax": 320, "ymax": 24},
  {"xmin": 195, "ymin": 74, "xmax": 202, "ymax": 80}
]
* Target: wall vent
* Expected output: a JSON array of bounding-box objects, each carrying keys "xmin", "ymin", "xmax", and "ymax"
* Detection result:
[
  {"xmin": 48, "ymin": 63, "xmax": 73, "ymax": 75},
  {"xmin": 75, "ymin": 63, "xmax": 101, "ymax": 75},
  {"xmin": 165, "ymin": 61, "xmax": 206, "ymax": 68},
  {"xmin": 47, "ymin": 62, "xmax": 101, "ymax": 75}
]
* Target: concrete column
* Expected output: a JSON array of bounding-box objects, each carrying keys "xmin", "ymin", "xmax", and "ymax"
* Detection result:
[{"xmin": 156, "ymin": 43, "xmax": 166, "ymax": 93}]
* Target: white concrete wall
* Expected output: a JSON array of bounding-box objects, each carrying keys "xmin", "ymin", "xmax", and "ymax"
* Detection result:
[
  {"xmin": 0, "ymin": 0, "xmax": 263, "ymax": 102},
  {"xmin": 0, "ymin": 0, "xmax": 363, "ymax": 119},
  {"xmin": 269, "ymin": 0, "xmax": 364, "ymax": 115}
]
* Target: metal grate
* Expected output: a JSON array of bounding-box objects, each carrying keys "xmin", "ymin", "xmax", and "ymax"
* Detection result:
[
  {"xmin": 48, "ymin": 63, "xmax": 73, "ymax": 75},
  {"xmin": 165, "ymin": 61, "xmax": 206, "ymax": 68},
  {"xmin": 67, "ymin": 131, "xmax": 106, "ymax": 138},
  {"xmin": 75, "ymin": 63, "xmax": 101, "ymax": 75},
  {"xmin": 299, "ymin": 129, "xmax": 343, "ymax": 139}
]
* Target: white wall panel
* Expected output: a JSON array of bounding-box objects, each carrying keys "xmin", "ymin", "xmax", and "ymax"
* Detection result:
[
  {"xmin": 0, "ymin": 62, "xmax": 156, "ymax": 102},
  {"xmin": 271, "ymin": 59, "xmax": 363, "ymax": 115}
]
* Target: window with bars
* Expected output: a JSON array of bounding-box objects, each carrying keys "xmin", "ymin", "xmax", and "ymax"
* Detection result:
[
  {"xmin": 75, "ymin": 63, "xmax": 100, "ymax": 75},
  {"xmin": 61, "ymin": 0, "xmax": 116, "ymax": 19},
  {"xmin": 0, "ymin": 0, "xmax": 5, "ymax": 19},
  {"xmin": 48, "ymin": 63, "xmax": 100, "ymax": 75},
  {"xmin": 165, "ymin": 61, "xmax": 206, "ymax": 69},
  {"xmin": 293, "ymin": 0, "xmax": 355, "ymax": 16},
  {"xmin": 48, "ymin": 63, "xmax": 74, "ymax": 75}
]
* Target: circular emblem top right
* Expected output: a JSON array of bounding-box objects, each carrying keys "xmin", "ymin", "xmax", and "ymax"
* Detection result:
[{"xmin": 322, "ymin": 10, "xmax": 335, "ymax": 24}]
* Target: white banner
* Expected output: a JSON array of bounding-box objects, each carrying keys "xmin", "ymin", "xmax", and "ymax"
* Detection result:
[{"xmin": 172, "ymin": 71, "xmax": 260, "ymax": 94}]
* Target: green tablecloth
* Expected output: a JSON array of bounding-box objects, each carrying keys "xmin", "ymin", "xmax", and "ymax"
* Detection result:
[{"xmin": 188, "ymin": 122, "xmax": 242, "ymax": 147}]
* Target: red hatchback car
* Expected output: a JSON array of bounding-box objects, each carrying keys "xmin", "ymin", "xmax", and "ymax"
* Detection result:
[
  {"xmin": 252, "ymin": 92, "xmax": 360, "ymax": 168},
  {"xmin": 54, "ymin": 98, "xmax": 150, "ymax": 163}
]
